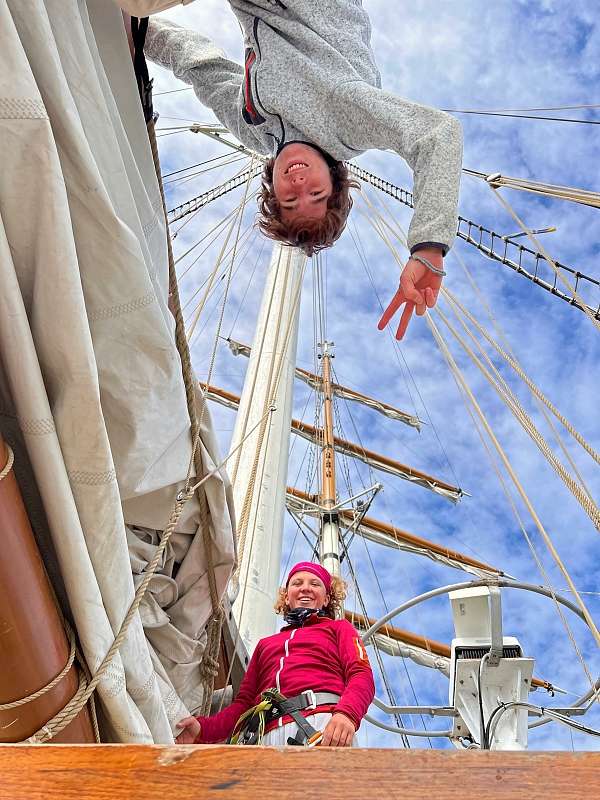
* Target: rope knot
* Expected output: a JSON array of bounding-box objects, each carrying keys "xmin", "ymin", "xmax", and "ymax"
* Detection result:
[{"xmin": 199, "ymin": 654, "xmax": 220, "ymax": 680}]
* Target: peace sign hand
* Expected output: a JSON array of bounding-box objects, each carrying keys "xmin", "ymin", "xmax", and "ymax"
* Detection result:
[{"xmin": 377, "ymin": 250, "xmax": 444, "ymax": 340}]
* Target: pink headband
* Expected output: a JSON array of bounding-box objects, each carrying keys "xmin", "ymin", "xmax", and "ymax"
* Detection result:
[{"xmin": 286, "ymin": 561, "xmax": 332, "ymax": 592}]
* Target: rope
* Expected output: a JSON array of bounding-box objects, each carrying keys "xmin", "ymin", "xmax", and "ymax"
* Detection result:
[
  {"xmin": 444, "ymin": 249, "xmax": 598, "ymax": 503},
  {"xmin": 489, "ymin": 185, "xmax": 600, "ymax": 333},
  {"xmin": 464, "ymin": 169, "xmax": 600, "ymax": 208},
  {"xmin": 22, "ymin": 421, "xmax": 274, "ymax": 744},
  {"xmin": 443, "ymin": 288, "xmax": 600, "ymax": 468},
  {"xmin": 448, "ymin": 369, "xmax": 597, "ymax": 693},
  {"xmin": 0, "ymin": 443, "xmax": 14, "ymax": 481},
  {"xmin": 434, "ymin": 306, "xmax": 600, "ymax": 530},
  {"xmin": 147, "ymin": 117, "xmax": 227, "ymax": 715},
  {"xmin": 426, "ymin": 315, "xmax": 600, "ymax": 649},
  {"xmin": 0, "ymin": 628, "xmax": 75, "ymax": 711}
]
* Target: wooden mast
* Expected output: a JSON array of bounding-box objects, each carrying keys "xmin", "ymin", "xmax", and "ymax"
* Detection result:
[{"xmin": 318, "ymin": 342, "xmax": 341, "ymax": 580}]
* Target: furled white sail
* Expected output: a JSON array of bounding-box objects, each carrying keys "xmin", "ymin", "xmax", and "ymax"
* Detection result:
[{"xmin": 0, "ymin": 0, "xmax": 234, "ymax": 743}]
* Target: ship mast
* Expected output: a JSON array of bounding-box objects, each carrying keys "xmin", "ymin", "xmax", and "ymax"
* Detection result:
[
  {"xmin": 318, "ymin": 341, "xmax": 341, "ymax": 580},
  {"xmin": 229, "ymin": 244, "xmax": 305, "ymax": 652}
]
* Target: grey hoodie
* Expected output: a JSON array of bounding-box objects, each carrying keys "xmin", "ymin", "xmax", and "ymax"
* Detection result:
[{"xmin": 145, "ymin": 0, "xmax": 463, "ymax": 253}]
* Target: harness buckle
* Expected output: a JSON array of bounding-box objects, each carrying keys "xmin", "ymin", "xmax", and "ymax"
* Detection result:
[{"xmin": 302, "ymin": 689, "xmax": 317, "ymax": 711}]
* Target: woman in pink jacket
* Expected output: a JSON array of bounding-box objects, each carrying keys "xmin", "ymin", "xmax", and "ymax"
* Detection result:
[{"xmin": 176, "ymin": 561, "xmax": 374, "ymax": 747}]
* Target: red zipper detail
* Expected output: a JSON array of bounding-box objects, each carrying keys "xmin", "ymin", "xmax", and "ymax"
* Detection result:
[{"xmin": 244, "ymin": 51, "xmax": 257, "ymax": 117}]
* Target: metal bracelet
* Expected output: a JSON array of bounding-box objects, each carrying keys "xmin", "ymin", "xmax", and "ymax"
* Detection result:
[{"xmin": 411, "ymin": 254, "xmax": 446, "ymax": 276}]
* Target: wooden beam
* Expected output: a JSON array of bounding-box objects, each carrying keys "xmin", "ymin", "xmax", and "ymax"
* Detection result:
[
  {"xmin": 286, "ymin": 485, "xmax": 499, "ymax": 575},
  {"xmin": 1, "ymin": 745, "xmax": 598, "ymax": 799},
  {"xmin": 201, "ymin": 383, "xmax": 463, "ymax": 498}
]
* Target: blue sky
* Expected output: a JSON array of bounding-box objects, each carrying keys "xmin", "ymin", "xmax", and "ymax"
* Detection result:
[{"xmin": 148, "ymin": 0, "xmax": 599, "ymax": 749}]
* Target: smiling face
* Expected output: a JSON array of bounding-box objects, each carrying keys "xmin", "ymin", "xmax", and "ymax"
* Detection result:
[
  {"xmin": 272, "ymin": 143, "xmax": 333, "ymax": 223},
  {"xmin": 285, "ymin": 571, "xmax": 330, "ymax": 612}
]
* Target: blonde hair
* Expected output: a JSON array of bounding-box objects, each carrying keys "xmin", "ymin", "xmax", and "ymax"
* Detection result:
[{"xmin": 274, "ymin": 575, "xmax": 347, "ymax": 619}]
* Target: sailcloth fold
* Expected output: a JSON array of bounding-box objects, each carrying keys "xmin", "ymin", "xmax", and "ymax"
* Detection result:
[{"xmin": 0, "ymin": 0, "xmax": 234, "ymax": 743}]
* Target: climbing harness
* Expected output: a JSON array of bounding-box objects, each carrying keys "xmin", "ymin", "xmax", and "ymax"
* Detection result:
[{"xmin": 228, "ymin": 688, "xmax": 340, "ymax": 746}]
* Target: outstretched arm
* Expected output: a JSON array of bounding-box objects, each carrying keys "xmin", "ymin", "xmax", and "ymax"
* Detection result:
[
  {"xmin": 143, "ymin": 18, "xmax": 264, "ymax": 152},
  {"xmin": 178, "ymin": 641, "xmax": 263, "ymax": 744}
]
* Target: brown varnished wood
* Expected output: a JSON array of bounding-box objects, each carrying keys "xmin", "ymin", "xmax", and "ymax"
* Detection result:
[
  {"xmin": 0, "ymin": 745, "xmax": 598, "ymax": 799},
  {"xmin": 0, "ymin": 436, "xmax": 94, "ymax": 743}
]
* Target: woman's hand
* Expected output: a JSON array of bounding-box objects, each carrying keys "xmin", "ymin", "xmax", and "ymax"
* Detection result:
[
  {"xmin": 378, "ymin": 248, "xmax": 444, "ymax": 340},
  {"xmin": 320, "ymin": 712, "xmax": 356, "ymax": 747},
  {"xmin": 175, "ymin": 716, "xmax": 201, "ymax": 744}
]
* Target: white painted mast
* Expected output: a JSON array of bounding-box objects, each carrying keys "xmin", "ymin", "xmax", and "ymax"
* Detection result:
[{"xmin": 229, "ymin": 244, "xmax": 306, "ymax": 653}]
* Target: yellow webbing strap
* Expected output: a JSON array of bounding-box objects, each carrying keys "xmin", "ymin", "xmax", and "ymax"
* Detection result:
[{"xmin": 228, "ymin": 688, "xmax": 285, "ymax": 745}]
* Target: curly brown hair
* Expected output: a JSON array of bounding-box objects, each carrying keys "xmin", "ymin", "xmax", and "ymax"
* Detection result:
[
  {"xmin": 273, "ymin": 575, "xmax": 348, "ymax": 620},
  {"xmin": 257, "ymin": 157, "xmax": 359, "ymax": 257}
]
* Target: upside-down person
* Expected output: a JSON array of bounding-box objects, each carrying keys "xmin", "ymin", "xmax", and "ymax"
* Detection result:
[
  {"xmin": 175, "ymin": 562, "xmax": 374, "ymax": 746},
  {"xmin": 131, "ymin": 0, "xmax": 463, "ymax": 340}
]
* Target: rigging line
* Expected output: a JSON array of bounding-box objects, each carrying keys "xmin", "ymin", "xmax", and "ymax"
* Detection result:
[
  {"xmin": 426, "ymin": 314, "xmax": 600, "ymax": 649},
  {"xmin": 443, "ymin": 287, "xmax": 600, "ymax": 472},
  {"xmin": 463, "ymin": 168, "xmax": 600, "ymax": 207},
  {"xmin": 187, "ymin": 230, "xmax": 258, "ymax": 346},
  {"xmin": 488, "ymin": 184, "xmax": 600, "ymax": 334},
  {"xmin": 181, "ymin": 217, "xmax": 254, "ymax": 312},
  {"xmin": 189, "ymin": 235, "xmax": 258, "ymax": 346},
  {"xmin": 330, "ymin": 356, "xmax": 488, "ymax": 568},
  {"xmin": 445, "ymin": 247, "xmax": 597, "ymax": 511},
  {"xmin": 170, "ymin": 204, "xmax": 202, "ymax": 238},
  {"xmin": 164, "ymin": 155, "xmax": 248, "ymax": 185},
  {"xmin": 288, "ymin": 403, "xmax": 315, "ymax": 483},
  {"xmin": 347, "ymin": 220, "xmax": 420, "ymax": 420},
  {"xmin": 156, "ymin": 130, "xmax": 192, "ymax": 138},
  {"xmin": 443, "ymin": 303, "xmax": 597, "ymax": 510},
  {"xmin": 154, "ymin": 86, "xmax": 194, "ymax": 96},
  {"xmin": 452, "ymin": 370, "xmax": 597, "ymax": 696},
  {"xmin": 227, "ymin": 238, "xmax": 266, "ymax": 339},
  {"xmin": 341, "ymin": 536, "xmax": 411, "ymax": 748},
  {"xmin": 434, "ymin": 306, "xmax": 600, "ymax": 530},
  {"xmin": 173, "ymin": 160, "xmax": 256, "ymax": 259},
  {"xmin": 330, "ymin": 376, "xmax": 434, "ymax": 742},
  {"xmin": 350, "ymin": 165, "xmax": 600, "ymax": 318},
  {"xmin": 186, "ymin": 166, "xmax": 256, "ymax": 341},
  {"xmin": 156, "ymin": 115, "xmax": 215, "ymax": 123},
  {"xmin": 168, "ymin": 166, "xmax": 263, "ymax": 224},
  {"xmin": 444, "ymin": 103, "xmax": 600, "ymax": 113},
  {"xmin": 155, "ymin": 124, "xmax": 193, "ymax": 131},
  {"xmin": 163, "ymin": 151, "xmax": 244, "ymax": 179},
  {"xmin": 329, "ymin": 378, "xmax": 478, "ymax": 710},
  {"xmin": 176, "ymin": 206, "xmax": 239, "ymax": 272},
  {"xmin": 356, "ymin": 190, "xmax": 464, "ymax": 490},
  {"xmin": 182, "ymin": 222, "xmax": 254, "ymax": 321},
  {"xmin": 441, "ymin": 110, "xmax": 600, "ymax": 125},
  {"xmin": 283, "ymin": 507, "xmax": 318, "ymax": 572},
  {"xmin": 352, "ymin": 518, "xmax": 435, "ymax": 746}
]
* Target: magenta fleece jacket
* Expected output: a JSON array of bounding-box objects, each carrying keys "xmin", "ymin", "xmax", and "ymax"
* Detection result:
[{"xmin": 196, "ymin": 615, "xmax": 374, "ymax": 743}]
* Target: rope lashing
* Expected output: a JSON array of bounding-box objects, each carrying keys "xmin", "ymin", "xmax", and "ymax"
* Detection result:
[
  {"xmin": 0, "ymin": 628, "xmax": 75, "ymax": 711},
  {"xmin": 0, "ymin": 443, "xmax": 14, "ymax": 482}
]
